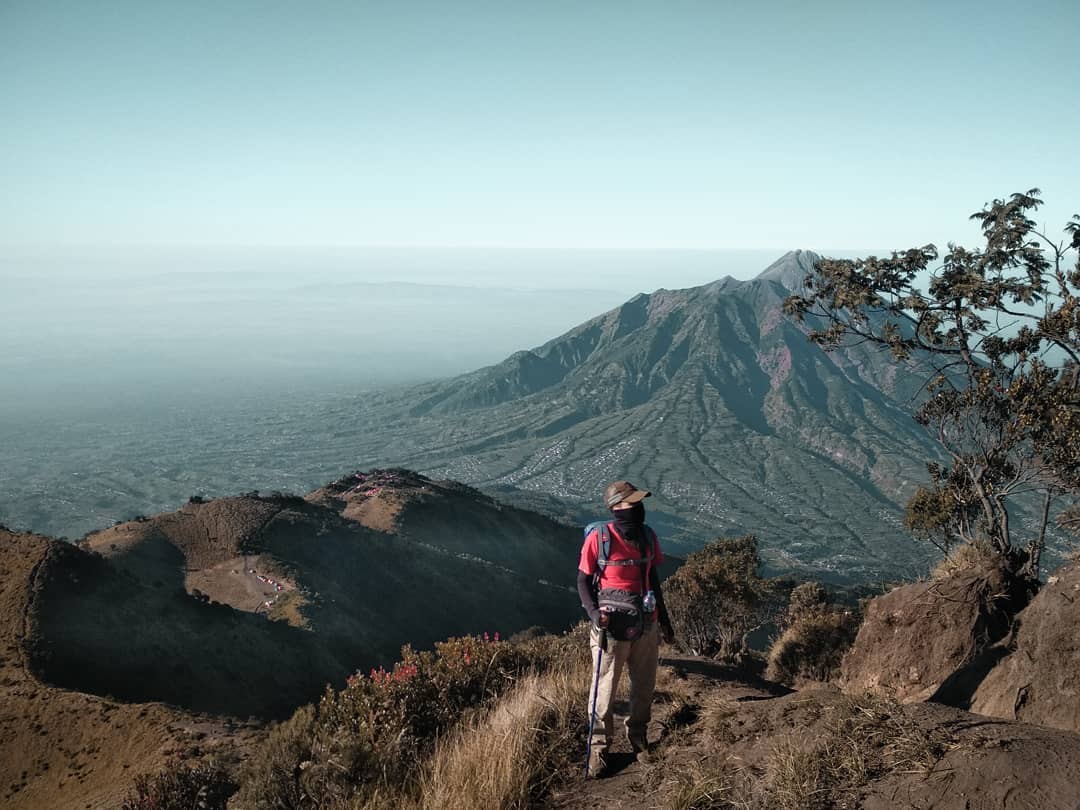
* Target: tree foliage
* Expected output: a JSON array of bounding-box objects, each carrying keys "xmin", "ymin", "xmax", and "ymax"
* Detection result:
[
  {"xmin": 785, "ymin": 190, "xmax": 1080, "ymax": 582},
  {"xmin": 664, "ymin": 535, "xmax": 781, "ymax": 662}
]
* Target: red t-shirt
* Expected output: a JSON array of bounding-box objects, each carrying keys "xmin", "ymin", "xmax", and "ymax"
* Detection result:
[{"xmin": 578, "ymin": 523, "xmax": 664, "ymax": 593}]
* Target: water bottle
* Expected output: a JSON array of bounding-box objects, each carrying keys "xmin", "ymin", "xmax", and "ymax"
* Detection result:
[{"xmin": 643, "ymin": 590, "xmax": 656, "ymax": 613}]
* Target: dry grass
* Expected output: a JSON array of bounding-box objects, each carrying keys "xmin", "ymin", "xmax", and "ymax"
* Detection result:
[
  {"xmin": 663, "ymin": 765, "xmax": 752, "ymax": 810},
  {"xmin": 653, "ymin": 666, "xmax": 708, "ymax": 740},
  {"xmin": 655, "ymin": 663, "xmax": 697, "ymax": 698},
  {"xmin": 400, "ymin": 656, "xmax": 591, "ymax": 810},
  {"xmin": 768, "ymin": 736, "xmax": 835, "ymax": 810},
  {"xmin": 766, "ymin": 694, "xmax": 954, "ymax": 810},
  {"xmin": 654, "ymin": 690, "xmax": 752, "ymax": 808},
  {"xmin": 931, "ymin": 543, "xmax": 996, "ymax": 580},
  {"xmin": 765, "ymin": 609, "xmax": 859, "ymax": 686},
  {"xmin": 701, "ymin": 693, "xmax": 741, "ymax": 744},
  {"xmin": 843, "ymin": 696, "xmax": 952, "ymax": 775}
]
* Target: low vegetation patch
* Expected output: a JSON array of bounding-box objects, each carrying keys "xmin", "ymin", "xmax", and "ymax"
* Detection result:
[
  {"xmin": 409, "ymin": 658, "xmax": 589, "ymax": 810},
  {"xmin": 663, "ymin": 765, "xmax": 750, "ymax": 810},
  {"xmin": 664, "ymin": 693, "xmax": 954, "ymax": 810},
  {"xmin": 766, "ymin": 694, "xmax": 954, "ymax": 810},
  {"xmin": 120, "ymin": 759, "xmax": 236, "ymax": 810},
  {"xmin": 231, "ymin": 625, "xmax": 586, "ymax": 809},
  {"xmin": 766, "ymin": 583, "xmax": 860, "ymax": 686},
  {"xmin": 931, "ymin": 543, "xmax": 997, "ymax": 580}
]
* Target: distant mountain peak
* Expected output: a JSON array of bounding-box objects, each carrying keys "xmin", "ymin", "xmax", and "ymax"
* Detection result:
[{"xmin": 754, "ymin": 249, "xmax": 822, "ymax": 291}]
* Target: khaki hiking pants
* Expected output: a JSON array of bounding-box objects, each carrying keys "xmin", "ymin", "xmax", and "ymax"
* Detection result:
[{"xmin": 587, "ymin": 621, "xmax": 659, "ymax": 753}]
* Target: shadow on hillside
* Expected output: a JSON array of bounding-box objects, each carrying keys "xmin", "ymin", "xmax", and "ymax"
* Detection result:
[
  {"xmin": 31, "ymin": 541, "xmax": 349, "ymax": 719},
  {"xmin": 930, "ymin": 642, "xmax": 1014, "ymax": 710},
  {"xmin": 659, "ymin": 655, "xmax": 794, "ymax": 697}
]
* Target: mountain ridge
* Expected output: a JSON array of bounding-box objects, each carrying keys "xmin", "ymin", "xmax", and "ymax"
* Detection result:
[{"xmin": 329, "ymin": 250, "xmax": 954, "ymax": 581}]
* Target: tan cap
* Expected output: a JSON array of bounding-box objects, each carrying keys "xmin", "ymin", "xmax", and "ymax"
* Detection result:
[{"xmin": 604, "ymin": 480, "xmax": 651, "ymax": 508}]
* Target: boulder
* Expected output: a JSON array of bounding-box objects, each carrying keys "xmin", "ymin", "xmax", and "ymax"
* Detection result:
[
  {"xmin": 971, "ymin": 559, "xmax": 1080, "ymax": 732},
  {"xmin": 840, "ymin": 565, "xmax": 1015, "ymax": 704}
]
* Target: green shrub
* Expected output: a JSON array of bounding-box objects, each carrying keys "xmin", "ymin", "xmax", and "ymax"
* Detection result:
[
  {"xmin": 231, "ymin": 705, "xmax": 315, "ymax": 810},
  {"xmin": 664, "ymin": 535, "xmax": 783, "ymax": 662},
  {"xmin": 783, "ymin": 582, "xmax": 829, "ymax": 627},
  {"xmin": 121, "ymin": 759, "xmax": 236, "ymax": 810}
]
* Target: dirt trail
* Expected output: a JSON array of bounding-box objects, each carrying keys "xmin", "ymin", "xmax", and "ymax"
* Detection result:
[
  {"xmin": 12, "ymin": 535, "xmax": 51, "ymax": 682},
  {"xmin": 551, "ymin": 655, "xmax": 785, "ymax": 810}
]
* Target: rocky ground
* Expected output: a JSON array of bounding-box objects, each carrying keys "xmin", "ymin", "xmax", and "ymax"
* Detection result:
[{"xmin": 552, "ymin": 653, "xmax": 1080, "ymax": 810}]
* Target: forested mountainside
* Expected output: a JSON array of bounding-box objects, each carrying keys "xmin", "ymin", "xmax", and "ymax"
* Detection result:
[{"xmin": 329, "ymin": 251, "xmax": 952, "ymax": 582}]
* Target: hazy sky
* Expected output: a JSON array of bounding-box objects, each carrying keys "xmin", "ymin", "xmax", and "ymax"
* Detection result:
[{"xmin": 2, "ymin": 0, "xmax": 1077, "ymax": 253}]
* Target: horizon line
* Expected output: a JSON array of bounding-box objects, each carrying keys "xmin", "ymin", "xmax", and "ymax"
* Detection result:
[{"xmin": 0, "ymin": 242, "xmax": 890, "ymax": 254}]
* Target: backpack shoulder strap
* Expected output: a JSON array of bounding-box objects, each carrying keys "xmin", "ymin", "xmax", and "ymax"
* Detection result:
[
  {"xmin": 598, "ymin": 526, "xmax": 655, "ymax": 565},
  {"xmin": 597, "ymin": 523, "xmax": 612, "ymax": 573},
  {"xmin": 645, "ymin": 524, "xmax": 658, "ymax": 553},
  {"xmin": 584, "ymin": 521, "xmax": 614, "ymax": 588},
  {"xmin": 639, "ymin": 524, "xmax": 657, "ymax": 593}
]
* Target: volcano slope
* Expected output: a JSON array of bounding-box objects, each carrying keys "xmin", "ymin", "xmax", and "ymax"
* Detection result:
[
  {"xmin": 0, "ymin": 527, "xmax": 261, "ymax": 810},
  {"xmin": 314, "ymin": 251, "xmax": 968, "ymax": 583},
  {"xmin": 4, "ymin": 471, "xmax": 579, "ymax": 704},
  {"xmin": 33, "ymin": 470, "xmax": 578, "ymax": 720}
]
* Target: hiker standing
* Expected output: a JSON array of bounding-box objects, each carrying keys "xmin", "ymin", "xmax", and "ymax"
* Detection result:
[{"xmin": 578, "ymin": 480, "xmax": 675, "ymax": 776}]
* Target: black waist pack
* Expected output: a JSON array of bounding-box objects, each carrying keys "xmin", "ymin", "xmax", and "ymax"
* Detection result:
[{"xmin": 598, "ymin": 588, "xmax": 645, "ymax": 641}]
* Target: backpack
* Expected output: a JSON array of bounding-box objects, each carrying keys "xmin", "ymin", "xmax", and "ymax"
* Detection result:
[{"xmin": 584, "ymin": 521, "xmax": 657, "ymax": 641}]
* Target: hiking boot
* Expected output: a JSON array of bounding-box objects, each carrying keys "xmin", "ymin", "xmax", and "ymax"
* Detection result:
[
  {"xmin": 587, "ymin": 748, "xmax": 607, "ymax": 777},
  {"xmin": 628, "ymin": 731, "xmax": 651, "ymax": 762}
]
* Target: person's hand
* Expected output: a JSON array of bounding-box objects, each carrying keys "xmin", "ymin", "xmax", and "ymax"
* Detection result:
[
  {"xmin": 595, "ymin": 612, "xmax": 610, "ymax": 630},
  {"xmin": 660, "ymin": 621, "xmax": 675, "ymax": 645}
]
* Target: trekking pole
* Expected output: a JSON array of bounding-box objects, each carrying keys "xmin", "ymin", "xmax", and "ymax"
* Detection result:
[{"xmin": 584, "ymin": 627, "xmax": 607, "ymax": 778}]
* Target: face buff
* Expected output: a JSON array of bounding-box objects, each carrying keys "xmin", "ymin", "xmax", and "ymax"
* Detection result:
[{"xmin": 610, "ymin": 502, "xmax": 647, "ymax": 547}]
